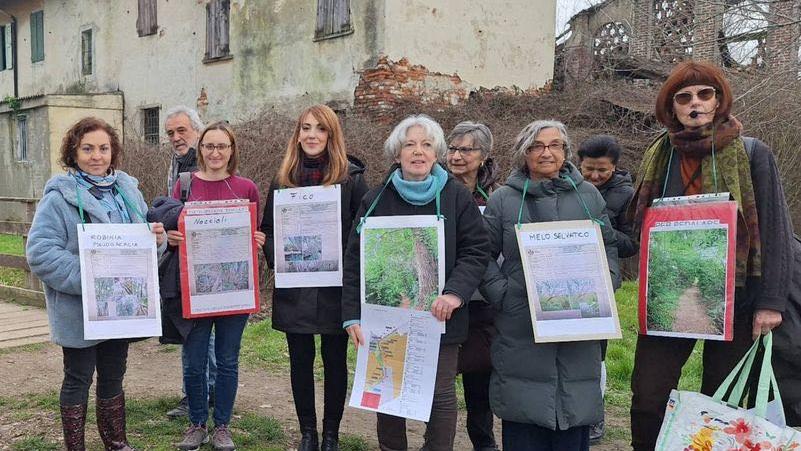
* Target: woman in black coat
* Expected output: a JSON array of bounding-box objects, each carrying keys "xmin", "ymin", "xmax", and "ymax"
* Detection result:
[
  {"xmin": 341, "ymin": 114, "xmax": 491, "ymax": 451},
  {"xmin": 261, "ymin": 105, "xmax": 369, "ymax": 451}
]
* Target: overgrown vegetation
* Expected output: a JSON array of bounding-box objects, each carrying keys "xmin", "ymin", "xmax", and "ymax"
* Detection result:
[
  {"xmin": 0, "ymin": 233, "xmax": 25, "ymax": 288},
  {"xmin": 646, "ymin": 228, "xmax": 727, "ymax": 333}
]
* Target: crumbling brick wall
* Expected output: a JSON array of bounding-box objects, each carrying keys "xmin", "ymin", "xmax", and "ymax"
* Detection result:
[{"xmin": 353, "ymin": 56, "xmax": 469, "ymax": 122}]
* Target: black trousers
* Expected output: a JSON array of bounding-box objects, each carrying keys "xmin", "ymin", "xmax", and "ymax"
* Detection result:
[
  {"xmin": 630, "ymin": 307, "xmax": 754, "ymax": 450},
  {"xmin": 285, "ymin": 333, "xmax": 348, "ymax": 429},
  {"xmin": 502, "ymin": 420, "xmax": 589, "ymax": 451},
  {"xmin": 463, "ymin": 370, "xmax": 497, "ymax": 450},
  {"xmin": 61, "ymin": 339, "xmax": 129, "ymax": 405}
]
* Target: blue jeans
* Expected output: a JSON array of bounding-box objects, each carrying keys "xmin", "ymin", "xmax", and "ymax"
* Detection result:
[
  {"xmin": 181, "ymin": 331, "xmax": 217, "ymax": 395},
  {"xmin": 184, "ymin": 314, "xmax": 248, "ymax": 426}
]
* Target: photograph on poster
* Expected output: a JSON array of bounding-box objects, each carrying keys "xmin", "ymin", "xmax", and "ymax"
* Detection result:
[
  {"xmin": 646, "ymin": 226, "xmax": 728, "ymax": 336},
  {"xmin": 363, "ymin": 226, "xmax": 439, "ymax": 310},
  {"xmin": 94, "ymin": 275, "xmax": 149, "ymax": 319}
]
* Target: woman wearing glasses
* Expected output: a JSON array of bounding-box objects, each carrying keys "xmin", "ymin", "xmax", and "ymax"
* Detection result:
[
  {"xmin": 169, "ymin": 122, "xmax": 266, "ymax": 451},
  {"xmin": 445, "ymin": 121, "xmax": 501, "ymax": 451},
  {"xmin": 480, "ymin": 120, "xmax": 620, "ymax": 450},
  {"xmin": 628, "ymin": 61, "xmax": 793, "ymax": 450},
  {"xmin": 26, "ymin": 117, "xmax": 166, "ymax": 450}
]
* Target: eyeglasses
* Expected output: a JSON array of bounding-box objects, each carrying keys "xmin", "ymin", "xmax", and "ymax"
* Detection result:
[
  {"xmin": 673, "ymin": 87, "xmax": 716, "ymax": 105},
  {"xmin": 526, "ymin": 142, "xmax": 565, "ymax": 154},
  {"xmin": 200, "ymin": 143, "xmax": 232, "ymax": 152},
  {"xmin": 447, "ymin": 146, "xmax": 481, "ymax": 154}
]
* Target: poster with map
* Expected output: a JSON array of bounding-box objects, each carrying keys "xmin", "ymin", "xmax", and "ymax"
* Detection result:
[
  {"xmin": 348, "ymin": 305, "xmax": 441, "ymax": 421},
  {"xmin": 78, "ymin": 223, "xmax": 162, "ymax": 339},
  {"xmin": 179, "ymin": 200, "xmax": 260, "ymax": 318}
]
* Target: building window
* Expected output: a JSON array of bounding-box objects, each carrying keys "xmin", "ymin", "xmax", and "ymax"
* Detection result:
[
  {"xmin": 137, "ymin": 0, "xmax": 158, "ymax": 37},
  {"xmin": 315, "ymin": 0, "xmax": 352, "ymax": 41},
  {"xmin": 81, "ymin": 29, "xmax": 93, "ymax": 75},
  {"xmin": 16, "ymin": 115, "xmax": 28, "ymax": 161},
  {"xmin": 205, "ymin": 0, "xmax": 230, "ymax": 61},
  {"xmin": 2, "ymin": 25, "xmax": 12, "ymax": 70},
  {"xmin": 142, "ymin": 107, "xmax": 160, "ymax": 145},
  {"xmin": 0, "ymin": 26, "xmax": 6, "ymax": 71},
  {"xmin": 30, "ymin": 10, "xmax": 44, "ymax": 63}
]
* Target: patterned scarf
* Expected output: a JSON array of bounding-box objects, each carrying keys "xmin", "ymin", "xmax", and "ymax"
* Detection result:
[
  {"xmin": 73, "ymin": 169, "xmax": 132, "ymax": 223},
  {"xmin": 630, "ymin": 116, "xmax": 761, "ymax": 286},
  {"xmin": 298, "ymin": 152, "xmax": 329, "ymax": 187}
]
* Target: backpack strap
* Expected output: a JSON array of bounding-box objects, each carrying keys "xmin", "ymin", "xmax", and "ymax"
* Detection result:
[
  {"xmin": 742, "ymin": 136, "xmax": 757, "ymax": 160},
  {"xmin": 178, "ymin": 172, "xmax": 193, "ymax": 203}
]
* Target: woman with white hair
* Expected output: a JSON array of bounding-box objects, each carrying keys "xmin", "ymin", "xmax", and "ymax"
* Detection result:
[
  {"xmin": 341, "ymin": 114, "xmax": 491, "ymax": 450},
  {"xmin": 480, "ymin": 120, "xmax": 620, "ymax": 450}
]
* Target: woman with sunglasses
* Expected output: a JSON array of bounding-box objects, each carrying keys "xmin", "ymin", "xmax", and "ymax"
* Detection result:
[
  {"xmin": 262, "ymin": 105, "xmax": 369, "ymax": 451},
  {"xmin": 445, "ymin": 121, "xmax": 501, "ymax": 451},
  {"xmin": 169, "ymin": 122, "xmax": 266, "ymax": 451},
  {"xmin": 628, "ymin": 61, "xmax": 793, "ymax": 450},
  {"xmin": 27, "ymin": 117, "xmax": 166, "ymax": 450}
]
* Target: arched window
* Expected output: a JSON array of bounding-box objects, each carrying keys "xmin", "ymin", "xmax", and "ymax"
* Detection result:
[{"xmin": 593, "ymin": 21, "xmax": 631, "ymax": 68}]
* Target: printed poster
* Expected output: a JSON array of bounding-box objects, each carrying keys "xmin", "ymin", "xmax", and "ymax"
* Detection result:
[
  {"xmin": 273, "ymin": 185, "xmax": 343, "ymax": 288},
  {"xmin": 359, "ymin": 215, "xmax": 446, "ymax": 332},
  {"xmin": 348, "ymin": 304, "xmax": 441, "ymax": 422},
  {"xmin": 78, "ymin": 223, "xmax": 162, "ymax": 340},
  {"xmin": 516, "ymin": 220, "xmax": 621, "ymax": 342},
  {"xmin": 179, "ymin": 200, "xmax": 260, "ymax": 318},
  {"xmin": 639, "ymin": 194, "xmax": 737, "ymax": 341}
]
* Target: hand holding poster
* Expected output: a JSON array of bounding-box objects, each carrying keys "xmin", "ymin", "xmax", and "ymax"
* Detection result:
[
  {"xmin": 516, "ymin": 220, "xmax": 621, "ymax": 343},
  {"xmin": 179, "ymin": 200, "xmax": 260, "ymax": 318},
  {"xmin": 78, "ymin": 223, "xmax": 162, "ymax": 340},
  {"xmin": 639, "ymin": 194, "xmax": 737, "ymax": 340},
  {"xmin": 273, "ymin": 185, "xmax": 343, "ymax": 288}
]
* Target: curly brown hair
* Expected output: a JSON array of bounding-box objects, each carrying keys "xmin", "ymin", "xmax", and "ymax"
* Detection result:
[{"xmin": 59, "ymin": 117, "xmax": 123, "ymax": 171}]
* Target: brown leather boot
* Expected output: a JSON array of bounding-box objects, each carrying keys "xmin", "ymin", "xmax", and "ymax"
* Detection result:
[
  {"xmin": 60, "ymin": 403, "xmax": 87, "ymax": 451},
  {"xmin": 96, "ymin": 392, "xmax": 135, "ymax": 450}
]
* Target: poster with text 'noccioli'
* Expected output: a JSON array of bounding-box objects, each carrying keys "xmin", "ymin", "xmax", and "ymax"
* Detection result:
[
  {"xmin": 273, "ymin": 185, "xmax": 343, "ymax": 288},
  {"xmin": 78, "ymin": 223, "xmax": 162, "ymax": 340},
  {"xmin": 179, "ymin": 200, "xmax": 260, "ymax": 318},
  {"xmin": 516, "ymin": 220, "xmax": 621, "ymax": 343}
]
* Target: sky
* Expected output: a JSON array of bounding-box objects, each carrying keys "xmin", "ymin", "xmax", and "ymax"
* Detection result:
[{"xmin": 556, "ymin": 0, "xmax": 604, "ymax": 36}]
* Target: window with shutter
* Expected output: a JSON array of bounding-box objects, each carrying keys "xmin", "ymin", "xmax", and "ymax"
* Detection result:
[
  {"xmin": 17, "ymin": 115, "xmax": 28, "ymax": 162},
  {"xmin": 204, "ymin": 0, "xmax": 231, "ymax": 62},
  {"xmin": 4, "ymin": 25, "xmax": 12, "ymax": 70},
  {"xmin": 81, "ymin": 29, "xmax": 92, "ymax": 75},
  {"xmin": 314, "ymin": 0, "xmax": 352, "ymax": 41},
  {"xmin": 0, "ymin": 26, "xmax": 5, "ymax": 71},
  {"xmin": 137, "ymin": 0, "xmax": 158, "ymax": 37},
  {"xmin": 31, "ymin": 11, "xmax": 44, "ymax": 63}
]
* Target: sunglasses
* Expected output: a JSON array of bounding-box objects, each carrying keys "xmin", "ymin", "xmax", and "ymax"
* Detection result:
[{"xmin": 673, "ymin": 87, "xmax": 716, "ymax": 105}]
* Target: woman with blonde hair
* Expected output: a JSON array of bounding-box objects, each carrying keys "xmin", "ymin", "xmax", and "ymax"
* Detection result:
[{"xmin": 262, "ymin": 105, "xmax": 369, "ymax": 451}]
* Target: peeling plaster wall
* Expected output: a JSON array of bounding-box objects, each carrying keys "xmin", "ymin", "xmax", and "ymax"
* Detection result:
[{"xmin": 382, "ymin": 0, "xmax": 555, "ymax": 90}]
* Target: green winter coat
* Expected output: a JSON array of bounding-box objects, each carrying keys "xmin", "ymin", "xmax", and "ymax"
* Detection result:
[{"xmin": 480, "ymin": 162, "xmax": 620, "ymax": 430}]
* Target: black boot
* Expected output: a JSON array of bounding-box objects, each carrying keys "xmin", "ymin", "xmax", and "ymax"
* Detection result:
[
  {"xmin": 298, "ymin": 416, "xmax": 319, "ymax": 451},
  {"xmin": 321, "ymin": 421, "xmax": 339, "ymax": 451},
  {"xmin": 61, "ymin": 403, "xmax": 87, "ymax": 451}
]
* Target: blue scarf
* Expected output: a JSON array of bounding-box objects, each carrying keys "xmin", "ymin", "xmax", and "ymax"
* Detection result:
[
  {"xmin": 391, "ymin": 163, "xmax": 448, "ymax": 206},
  {"xmin": 72, "ymin": 170, "xmax": 132, "ymax": 223}
]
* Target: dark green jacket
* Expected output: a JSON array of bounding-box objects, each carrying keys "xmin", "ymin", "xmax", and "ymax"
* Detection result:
[{"xmin": 480, "ymin": 162, "xmax": 620, "ymax": 430}]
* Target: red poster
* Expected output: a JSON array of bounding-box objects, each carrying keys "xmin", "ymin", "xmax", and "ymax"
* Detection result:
[
  {"xmin": 638, "ymin": 198, "xmax": 737, "ymax": 341},
  {"xmin": 178, "ymin": 201, "xmax": 260, "ymax": 319}
]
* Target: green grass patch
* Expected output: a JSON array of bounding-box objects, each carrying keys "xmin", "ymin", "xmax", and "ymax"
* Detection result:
[
  {"xmin": 0, "ymin": 233, "xmax": 24, "ymax": 256},
  {"xmin": 340, "ymin": 433, "xmax": 370, "ymax": 451},
  {"xmin": 11, "ymin": 437, "xmax": 60, "ymax": 451},
  {"xmin": 0, "ymin": 342, "xmax": 46, "ymax": 357}
]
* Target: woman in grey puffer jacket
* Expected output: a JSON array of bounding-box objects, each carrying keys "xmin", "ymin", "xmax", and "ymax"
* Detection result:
[{"xmin": 480, "ymin": 120, "xmax": 620, "ymax": 450}]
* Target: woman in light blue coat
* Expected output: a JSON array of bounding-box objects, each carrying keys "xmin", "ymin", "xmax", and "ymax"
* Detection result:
[{"xmin": 26, "ymin": 117, "xmax": 165, "ymax": 451}]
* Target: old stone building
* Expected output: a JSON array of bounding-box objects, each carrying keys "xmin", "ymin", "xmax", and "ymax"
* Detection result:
[
  {"xmin": 559, "ymin": 0, "xmax": 801, "ymax": 85},
  {"xmin": 0, "ymin": 0, "xmax": 557, "ymax": 200}
]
